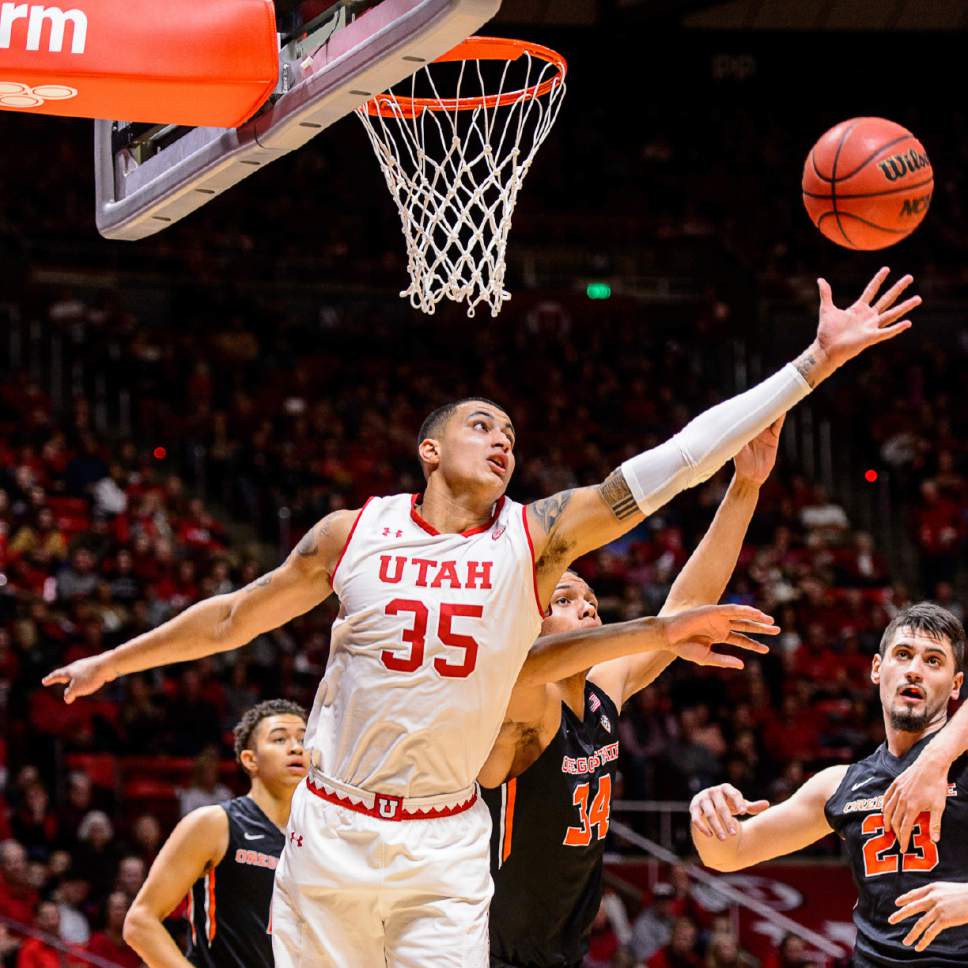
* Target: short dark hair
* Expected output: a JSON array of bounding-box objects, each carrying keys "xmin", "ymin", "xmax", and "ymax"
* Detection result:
[
  {"xmin": 879, "ymin": 602, "xmax": 966, "ymax": 671},
  {"xmin": 416, "ymin": 397, "xmax": 507, "ymax": 448},
  {"xmin": 233, "ymin": 699, "xmax": 306, "ymax": 768}
]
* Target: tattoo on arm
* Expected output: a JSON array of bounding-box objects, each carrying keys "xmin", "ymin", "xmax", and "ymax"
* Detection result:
[
  {"xmin": 296, "ymin": 525, "xmax": 319, "ymax": 557},
  {"xmin": 597, "ymin": 469, "xmax": 639, "ymax": 521},
  {"xmin": 793, "ymin": 348, "xmax": 821, "ymax": 388},
  {"xmin": 244, "ymin": 571, "xmax": 275, "ymax": 594},
  {"xmin": 531, "ymin": 490, "xmax": 574, "ymax": 535}
]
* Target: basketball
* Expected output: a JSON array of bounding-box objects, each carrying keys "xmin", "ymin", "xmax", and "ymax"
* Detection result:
[{"xmin": 802, "ymin": 117, "xmax": 933, "ymax": 250}]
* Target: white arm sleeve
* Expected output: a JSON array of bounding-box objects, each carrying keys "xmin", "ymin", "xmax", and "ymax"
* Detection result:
[{"xmin": 620, "ymin": 363, "xmax": 810, "ymax": 516}]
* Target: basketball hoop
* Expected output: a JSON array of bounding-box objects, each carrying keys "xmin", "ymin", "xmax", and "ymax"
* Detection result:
[{"xmin": 357, "ymin": 36, "xmax": 567, "ymax": 317}]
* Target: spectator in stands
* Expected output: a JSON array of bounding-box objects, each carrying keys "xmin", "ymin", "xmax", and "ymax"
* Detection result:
[
  {"xmin": 585, "ymin": 890, "xmax": 633, "ymax": 968},
  {"xmin": 761, "ymin": 933, "xmax": 819, "ymax": 968},
  {"xmin": 176, "ymin": 750, "xmax": 231, "ymax": 817},
  {"xmin": 14, "ymin": 899, "xmax": 81, "ymax": 968},
  {"xmin": 9, "ymin": 784, "xmax": 56, "ymax": 858},
  {"xmin": 72, "ymin": 812, "xmax": 120, "ymax": 900},
  {"xmin": 647, "ymin": 916, "xmax": 702, "ymax": 967},
  {"xmin": 167, "ymin": 670, "xmax": 223, "ymax": 756},
  {"xmin": 0, "ymin": 840, "xmax": 38, "ymax": 925},
  {"xmin": 631, "ymin": 883, "xmax": 677, "ymax": 962},
  {"xmin": 130, "ymin": 814, "xmax": 162, "ymax": 867},
  {"xmin": 52, "ymin": 869, "xmax": 91, "ymax": 946},
  {"xmin": 55, "ymin": 549, "xmax": 98, "ymax": 603},
  {"xmin": 86, "ymin": 891, "xmax": 140, "ymax": 968},
  {"xmin": 114, "ymin": 856, "xmax": 146, "ymax": 900}
]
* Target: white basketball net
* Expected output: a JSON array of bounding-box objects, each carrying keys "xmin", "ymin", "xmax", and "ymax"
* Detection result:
[{"xmin": 357, "ymin": 47, "xmax": 566, "ymax": 317}]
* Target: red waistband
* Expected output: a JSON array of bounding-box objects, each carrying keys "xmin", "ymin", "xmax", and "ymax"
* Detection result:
[{"xmin": 305, "ymin": 778, "xmax": 477, "ymax": 822}]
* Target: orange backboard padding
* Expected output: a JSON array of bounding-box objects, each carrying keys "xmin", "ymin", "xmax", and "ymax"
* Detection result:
[{"xmin": 0, "ymin": 0, "xmax": 278, "ymax": 126}]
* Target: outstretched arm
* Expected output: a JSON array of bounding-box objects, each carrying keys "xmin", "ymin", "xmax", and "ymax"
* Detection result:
[
  {"xmin": 123, "ymin": 807, "xmax": 228, "ymax": 967},
  {"xmin": 42, "ymin": 510, "xmax": 356, "ymax": 703},
  {"xmin": 883, "ymin": 699, "xmax": 968, "ymax": 852},
  {"xmin": 689, "ymin": 766, "xmax": 846, "ymax": 871},
  {"xmin": 588, "ymin": 418, "xmax": 784, "ymax": 708},
  {"xmin": 527, "ymin": 270, "xmax": 919, "ymax": 599}
]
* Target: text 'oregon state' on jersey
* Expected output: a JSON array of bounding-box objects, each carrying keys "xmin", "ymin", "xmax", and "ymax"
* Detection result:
[
  {"xmin": 186, "ymin": 797, "xmax": 284, "ymax": 968},
  {"xmin": 825, "ymin": 731, "xmax": 968, "ymax": 967},
  {"xmin": 305, "ymin": 494, "xmax": 543, "ymax": 798},
  {"xmin": 485, "ymin": 681, "xmax": 620, "ymax": 967}
]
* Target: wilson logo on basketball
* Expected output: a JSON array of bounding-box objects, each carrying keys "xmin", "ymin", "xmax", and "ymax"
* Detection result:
[
  {"xmin": 0, "ymin": 80, "xmax": 76, "ymax": 108},
  {"xmin": 878, "ymin": 148, "xmax": 931, "ymax": 182},
  {"xmin": 0, "ymin": 4, "xmax": 88, "ymax": 53}
]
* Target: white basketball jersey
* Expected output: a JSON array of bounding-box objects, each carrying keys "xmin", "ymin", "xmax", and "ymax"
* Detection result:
[{"xmin": 304, "ymin": 493, "xmax": 544, "ymax": 798}]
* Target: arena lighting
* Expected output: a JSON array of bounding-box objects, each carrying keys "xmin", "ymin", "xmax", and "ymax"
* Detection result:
[
  {"xmin": 153, "ymin": 447, "xmax": 167, "ymax": 460},
  {"xmin": 864, "ymin": 469, "xmax": 878, "ymax": 483},
  {"xmin": 586, "ymin": 282, "xmax": 612, "ymax": 300}
]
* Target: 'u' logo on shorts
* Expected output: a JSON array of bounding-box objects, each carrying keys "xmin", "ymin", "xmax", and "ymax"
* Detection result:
[{"xmin": 377, "ymin": 795, "xmax": 402, "ymax": 820}]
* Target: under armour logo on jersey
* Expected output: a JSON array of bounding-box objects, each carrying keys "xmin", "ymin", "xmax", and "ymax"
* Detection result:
[
  {"xmin": 491, "ymin": 524, "xmax": 506, "ymax": 540},
  {"xmin": 289, "ymin": 832, "xmax": 303, "ymax": 847},
  {"xmin": 601, "ymin": 715, "xmax": 612, "ymax": 734},
  {"xmin": 382, "ymin": 527, "xmax": 403, "ymax": 538}
]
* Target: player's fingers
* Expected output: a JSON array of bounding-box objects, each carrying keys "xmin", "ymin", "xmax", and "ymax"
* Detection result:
[
  {"xmin": 876, "ymin": 295, "xmax": 921, "ymax": 328},
  {"xmin": 707, "ymin": 787, "xmax": 736, "ymax": 838},
  {"xmin": 770, "ymin": 414, "xmax": 786, "ymax": 435},
  {"xmin": 41, "ymin": 669, "xmax": 68, "ymax": 686},
  {"xmin": 721, "ymin": 785, "xmax": 745, "ymax": 810},
  {"xmin": 690, "ymin": 801, "xmax": 714, "ymax": 838},
  {"xmin": 903, "ymin": 913, "xmax": 933, "ymax": 948},
  {"xmin": 929, "ymin": 807, "xmax": 943, "ymax": 844},
  {"xmin": 915, "ymin": 917, "xmax": 946, "ymax": 952},
  {"xmin": 744, "ymin": 799, "xmax": 770, "ymax": 815},
  {"xmin": 890, "ymin": 895, "xmax": 933, "ymax": 923},
  {"xmin": 701, "ymin": 795, "xmax": 729, "ymax": 840},
  {"xmin": 817, "ymin": 277, "xmax": 835, "ymax": 309},
  {"xmin": 897, "ymin": 813, "xmax": 915, "ymax": 855},
  {"xmin": 873, "ymin": 273, "xmax": 913, "ymax": 312},
  {"xmin": 858, "ymin": 266, "xmax": 890, "ymax": 305},
  {"xmin": 728, "ymin": 620, "xmax": 779, "ymax": 637},
  {"xmin": 724, "ymin": 632, "xmax": 771, "ymax": 654},
  {"xmin": 895, "ymin": 885, "xmax": 931, "ymax": 907},
  {"xmin": 702, "ymin": 650, "xmax": 744, "ymax": 671},
  {"xmin": 870, "ymin": 320, "xmax": 913, "ymax": 344}
]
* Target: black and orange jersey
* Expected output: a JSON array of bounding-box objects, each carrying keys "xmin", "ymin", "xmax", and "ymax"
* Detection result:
[
  {"xmin": 483, "ymin": 681, "xmax": 620, "ymax": 968},
  {"xmin": 825, "ymin": 731, "xmax": 968, "ymax": 966},
  {"xmin": 186, "ymin": 796, "xmax": 284, "ymax": 968}
]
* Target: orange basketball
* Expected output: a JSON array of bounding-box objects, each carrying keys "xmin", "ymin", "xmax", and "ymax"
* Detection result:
[{"xmin": 802, "ymin": 117, "xmax": 933, "ymax": 250}]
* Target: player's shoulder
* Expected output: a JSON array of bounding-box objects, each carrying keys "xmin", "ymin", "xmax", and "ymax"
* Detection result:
[{"xmin": 807, "ymin": 763, "xmax": 852, "ymax": 807}]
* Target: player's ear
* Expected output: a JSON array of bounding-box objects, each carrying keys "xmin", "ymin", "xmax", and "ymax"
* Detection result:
[
  {"xmin": 870, "ymin": 653, "xmax": 882, "ymax": 685},
  {"xmin": 239, "ymin": 748, "xmax": 257, "ymax": 777},
  {"xmin": 951, "ymin": 671, "xmax": 964, "ymax": 701},
  {"xmin": 418, "ymin": 437, "xmax": 441, "ymax": 471}
]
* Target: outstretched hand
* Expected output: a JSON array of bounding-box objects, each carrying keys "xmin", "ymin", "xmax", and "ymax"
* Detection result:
[
  {"xmin": 813, "ymin": 267, "xmax": 920, "ymax": 371},
  {"xmin": 42, "ymin": 653, "xmax": 116, "ymax": 705},
  {"xmin": 664, "ymin": 604, "xmax": 778, "ymax": 670},
  {"xmin": 734, "ymin": 415, "xmax": 784, "ymax": 487},
  {"xmin": 690, "ymin": 783, "xmax": 771, "ymax": 840},
  {"xmin": 890, "ymin": 882, "xmax": 968, "ymax": 952}
]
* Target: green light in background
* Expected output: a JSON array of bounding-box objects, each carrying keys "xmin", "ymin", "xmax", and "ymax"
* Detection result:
[{"xmin": 586, "ymin": 282, "xmax": 612, "ymax": 300}]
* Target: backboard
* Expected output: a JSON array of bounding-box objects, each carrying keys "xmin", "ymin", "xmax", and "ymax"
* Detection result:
[{"xmin": 94, "ymin": 0, "xmax": 501, "ymax": 241}]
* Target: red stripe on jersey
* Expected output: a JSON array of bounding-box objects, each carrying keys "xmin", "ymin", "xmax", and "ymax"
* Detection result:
[
  {"xmin": 331, "ymin": 497, "xmax": 374, "ymax": 583},
  {"xmin": 502, "ymin": 778, "xmax": 517, "ymax": 862},
  {"xmin": 520, "ymin": 506, "xmax": 544, "ymax": 621},
  {"xmin": 207, "ymin": 869, "xmax": 217, "ymax": 943},
  {"xmin": 409, "ymin": 493, "xmax": 506, "ymax": 537}
]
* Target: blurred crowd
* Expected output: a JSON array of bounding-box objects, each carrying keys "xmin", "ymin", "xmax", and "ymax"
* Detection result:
[{"xmin": 1, "ymin": 19, "xmax": 967, "ymax": 968}]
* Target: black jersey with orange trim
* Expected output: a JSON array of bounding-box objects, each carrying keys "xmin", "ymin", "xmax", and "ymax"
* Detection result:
[
  {"xmin": 186, "ymin": 796, "xmax": 284, "ymax": 968},
  {"xmin": 483, "ymin": 680, "xmax": 620, "ymax": 968},
  {"xmin": 824, "ymin": 731, "xmax": 968, "ymax": 966}
]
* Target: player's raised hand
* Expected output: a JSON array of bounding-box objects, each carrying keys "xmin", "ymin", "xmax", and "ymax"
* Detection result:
[
  {"xmin": 890, "ymin": 882, "xmax": 968, "ymax": 952},
  {"xmin": 689, "ymin": 783, "xmax": 770, "ymax": 841},
  {"xmin": 42, "ymin": 653, "xmax": 116, "ymax": 704},
  {"xmin": 882, "ymin": 747, "xmax": 951, "ymax": 852},
  {"xmin": 813, "ymin": 267, "xmax": 919, "ymax": 371},
  {"xmin": 663, "ymin": 604, "xmax": 778, "ymax": 671},
  {"xmin": 733, "ymin": 415, "xmax": 784, "ymax": 487}
]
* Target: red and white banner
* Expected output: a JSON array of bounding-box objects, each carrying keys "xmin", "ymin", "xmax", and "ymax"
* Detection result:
[{"xmin": 0, "ymin": 0, "xmax": 277, "ymax": 125}]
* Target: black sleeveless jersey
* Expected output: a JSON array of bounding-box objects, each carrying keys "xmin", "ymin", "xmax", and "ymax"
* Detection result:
[
  {"xmin": 483, "ymin": 681, "xmax": 620, "ymax": 968},
  {"xmin": 186, "ymin": 796, "xmax": 285, "ymax": 968},
  {"xmin": 824, "ymin": 731, "xmax": 968, "ymax": 966}
]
